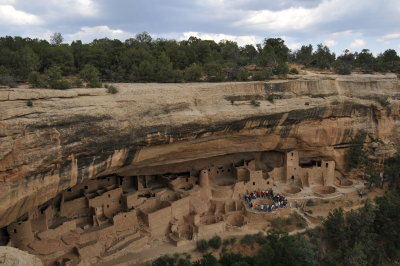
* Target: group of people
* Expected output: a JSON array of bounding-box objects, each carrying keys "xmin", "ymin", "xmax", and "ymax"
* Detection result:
[{"xmin": 243, "ymin": 189, "xmax": 294, "ymax": 212}]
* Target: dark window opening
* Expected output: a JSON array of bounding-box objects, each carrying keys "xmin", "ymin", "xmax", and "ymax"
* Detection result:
[
  {"xmin": 84, "ymin": 185, "xmax": 88, "ymax": 190},
  {"xmin": 291, "ymin": 152, "xmax": 293, "ymax": 156},
  {"xmin": 326, "ymin": 163, "xmax": 329, "ymax": 168},
  {"xmin": 108, "ymin": 194, "xmax": 111, "ymax": 198},
  {"xmin": 119, "ymin": 177, "xmax": 123, "ymax": 186},
  {"xmin": 13, "ymin": 229, "xmax": 17, "ymax": 233},
  {"xmin": 67, "ymin": 188, "xmax": 71, "ymax": 192},
  {"xmin": 186, "ymin": 177, "xmax": 189, "ymax": 182},
  {"xmin": 267, "ymin": 181, "xmax": 270, "ymax": 184},
  {"xmin": 253, "ymin": 182, "xmax": 255, "ymax": 185},
  {"xmin": 106, "ymin": 205, "xmax": 109, "ymax": 208},
  {"xmin": 291, "ymin": 176, "xmax": 294, "ymax": 180}
]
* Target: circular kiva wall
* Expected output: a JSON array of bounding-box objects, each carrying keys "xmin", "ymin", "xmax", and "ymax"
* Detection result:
[
  {"xmin": 284, "ymin": 186, "xmax": 301, "ymax": 194},
  {"xmin": 338, "ymin": 179, "xmax": 353, "ymax": 186}
]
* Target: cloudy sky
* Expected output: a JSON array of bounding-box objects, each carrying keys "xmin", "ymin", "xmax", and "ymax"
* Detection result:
[{"xmin": 1, "ymin": 0, "xmax": 400, "ymax": 54}]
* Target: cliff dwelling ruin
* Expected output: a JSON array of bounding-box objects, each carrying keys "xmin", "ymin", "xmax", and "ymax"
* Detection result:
[{"xmin": 0, "ymin": 150, "xmax": 364, "ymax": 265}]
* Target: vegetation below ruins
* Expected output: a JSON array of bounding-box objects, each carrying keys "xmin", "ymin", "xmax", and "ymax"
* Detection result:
[
  {"xmin": 152, "ymin": 153, "xmax": 400, "ymax": 266},
  {"xmin": 0, "ymin": 33, "xmax": 400, "ymax": 88}
]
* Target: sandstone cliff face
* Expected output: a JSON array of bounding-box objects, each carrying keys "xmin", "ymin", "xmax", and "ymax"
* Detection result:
[{"xmin": 0, "ymin": 73, "xmax": 399, "ymax": 227}]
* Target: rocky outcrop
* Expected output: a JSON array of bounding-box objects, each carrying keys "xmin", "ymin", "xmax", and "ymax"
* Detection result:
[
  {"xmin": 1, "ymin": 73, "xmax": 399, "ymax": 227},
  {"xmin": 0, "ymin": 246, "xmax": 43, "ymax": 266}
]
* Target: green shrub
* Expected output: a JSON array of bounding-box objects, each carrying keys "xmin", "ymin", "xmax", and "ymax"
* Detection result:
[
  {"xmin": 106, "ymin": 84, "xmax": 118, "ymax": 94},
  {"xmin": 251, "ymin": 70, "xmax": 271, "ymax": 81},
  {"xmin": 79, "ymin": 64, "xmax": 101, "ymax": 83},
  {"xmin": 26, "ymin": 100, "xmax": 33, "ymax": 107},
  {"xmin": 208, "ymin": 235, "xmax": 221, "ymax": 249},
  {"xmin": 266, "ymin": 94, "xmax": 274, "ymax": 103},
  {"xmin": 250, "ymin": 100, "xmax": 260, "ymax": 107},
  {"xmin": 0, "ymin": 74, "xmax": 17, "ymax": 88},
  {"xmin": 333, "ymin": 60, "xmax": 352, "ymax": 75},
  {"xmin": 72, "ymin": 78, "xmax": 83, "ymax": 88},
  {"xmin": 87, "ymin": 80, "xmax": 102, "ymax": 88},
  {"xmin": 28, "ymin": 71, "xmax": 48, "ymax": 88},
  {"xmin": 49, "ymin": 79, "xmax": 71, "ymax": 90},
  {"xmin": 289, "ymin": 68, "xmax": 299, "ymax": 74},
  {"xmin": 196, "ymin": 239, "xmax": 209, "ymax": 252},
  {"xmin": 296, "ymin": 221, "xmax": 307, "ymax": 229},
  {"xmin": 184, "ymin": 63, "xmax": 202, "ymax": 82},
  {"xmin": 240, "ymin": 233, "xmax": 266, "ymax": 246},
  {"xmin": 152, "ymin": 255, "xmax": 175, "ymax": 266},
  {"xmin": 177, "ymin": 258, "xmax": 191, "ymax": 266},
  {"xmin": 306, "ymin": 199, "xmax": 315, "ymax": 206}
]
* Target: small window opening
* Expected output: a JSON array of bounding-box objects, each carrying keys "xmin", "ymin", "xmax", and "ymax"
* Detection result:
[
  {"xmin": 108, "ymin": 194, "xmax": 111, "ymax": 198},
  {"xmin": 13, "ymin": 229, "xmax": 17, "ymax": 233},
  {"xmin": 291, "ymin": 176, "xmax": 294, "ymax": 180},
  {"xmin": 84, "ymin": 185, "xmax": 88, "ymax": 190},
  {"xmin": 253, "ymin": 182, "xmax": 255, "ymax": 185},
  {"xmin": 326, "ymin": 163, "xmax": 329, "ymax": 168}
]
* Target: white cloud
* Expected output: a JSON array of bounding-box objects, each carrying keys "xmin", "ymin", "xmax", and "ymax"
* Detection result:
[
  {"xmin": 65, "ymin": 26, "xmax": 134, "ymax": 42},
  {"xmin": 380, "ymin": 33, "xmax": 400, "ymax": 42},
  {"xmin": 234, "ymin": 0, "xmax": 363, "ymax": 31},
  {"xmin": 349, "ymin": 39, "xmax": 366, "ymax": 49},
  {"xmin": 324, "ymin": 39, "xmax": 337, "ymax": 47},
  {"xmin": 330, "ymin": 30, "xmax": 362, "ymax": 38},
  {"xmin": 0, "ymin": 4, "xmax": 41, "ymax": 25},
  {"xmin": 181, "ymin": 31, "xmax": 258, "ymax": 46}
]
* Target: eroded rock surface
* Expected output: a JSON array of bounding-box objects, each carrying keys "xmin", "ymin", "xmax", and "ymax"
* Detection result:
[
  {"xmin": 1, "ymin": 73, "xmax": 399, "ymax": 227},
  {"xmin": 0, "ymin": 246, "xmax": 43, "ymax": 266}
]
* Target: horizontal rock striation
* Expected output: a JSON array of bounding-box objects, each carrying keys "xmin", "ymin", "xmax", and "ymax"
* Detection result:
[{"xmin": 0, "ymin": 73, "xmax": 399, "ymax": 227}]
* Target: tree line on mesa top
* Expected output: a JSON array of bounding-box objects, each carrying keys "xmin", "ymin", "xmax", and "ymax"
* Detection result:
[{"xmin": 0, "ymin": 32, "xmax": 399, "ymax": 89}]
